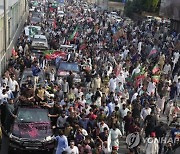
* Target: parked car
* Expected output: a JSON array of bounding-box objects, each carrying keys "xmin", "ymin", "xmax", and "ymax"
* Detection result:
[
  {"xmin": 9, "ymin": 107, "xmax": 54, "ymax": 152},
  {"xmin": 30, "ymin": 16, "xmax": 42, "ymax": 25},
  {"xmin": 31, "ymin": 35, "xmax": 49, "ymax": 50},
  {"xmin": 57, "ymin": 62, "xmax": 81, "ymax": 83},
  {"xmin": 57, "ymin": 11, "xmax": 65, "ymax": 18},
  {"xmin": 19, "ymin": 68, "xmax": 45, "ymax": 88}
]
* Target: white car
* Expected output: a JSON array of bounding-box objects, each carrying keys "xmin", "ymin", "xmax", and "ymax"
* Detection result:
[
  {"xmin": 146, "ymin": 16, "xmax": 154, "ymax": 22},
  {"xmin": 108, "ymin": 12, "xmax": 118, "ymax": 18},
  {"xmin": 24, "ymin": 26, "xmax": 41, "ymax": 37},
  {"xmin": 115, "ymin": 16, "xmax": 123, "ymax": 23},
  {"xmin": 31, "ymin": 35, "xmax": 49, "ymax": 50},
  {"xmin": 57, "ymin": 11, "xmax": 65, "ymax": 18}
]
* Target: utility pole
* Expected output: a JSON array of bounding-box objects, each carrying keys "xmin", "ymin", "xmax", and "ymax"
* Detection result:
[{"xmin": 3, "ymin": 0, "xmax": 7, "ymax": 53}]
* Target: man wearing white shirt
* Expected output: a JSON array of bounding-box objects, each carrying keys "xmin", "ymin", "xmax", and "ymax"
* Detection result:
[
  {"xmin": 147, "ymin": 79, "xmax": 156, "ymax": 96},
  {"xmin": 85, "ymin": 90, "xmax": 93, "ymax": 104},
  {"xmin": 0, "ymin": 89, "xmax": 8, "ymax": 104},
  {"xmin": 122, "ymin": 48, "xmax": 129, "ymax": 60},
  {"xmin": 122, "ymin": 68, "xmax": 129, "ymax": 79},
  {"xmin": 98, "ymin": 120, "xmax": 109, "ymax": 133},
  {"xmin": 163, "ymin": 63, "xmax": 171, "ymax": 74},
  {"xmin": 140, "ymin": 105, "xmax": 152, "ymax": 120},
  {"xmin": 0, "ymin": 83, "xmax": 7, "ymax": 93},
  {"xmin": 138, "ymin": 41, "xmax": 142, "ymax": 53},
  {"xmin": 6, "ymin": 86, "xmax": 14, "ymax": 99},
  {"xmin": 119, "ymin": 104, "xmax": 130, "ymax": 118},
  {"xmin": 101, "ymin": 102, "xmax": 109, "ymax": 117},
  {"xmin": 116, "ymin": 72, "xmax": 125, "ymax": 85},
  {"xmin": 8, "ymin": 76, "xmax": 19, "ymax": 98},
  {"xmin": 132, "ymin": 65, "xmax": 141, "ymax": 77},
  {"xmin": 65, "ymin": 140, "xmax": 79, "ymax": 154},
  {"xmin": 109, "ymin": 76, "xmax": 117, "ymax": 92},
  {"xmin": 109, "ymin": 124, "xmax": 122, "ymax": 151},
  {"xmin": 1, "ymin": 75, "xmax": 8, "ymax": 86}
]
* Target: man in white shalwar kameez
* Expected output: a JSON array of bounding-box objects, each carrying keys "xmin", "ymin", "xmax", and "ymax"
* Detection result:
[
  {"xmin": 145, "ymin": 132, "xmax": 159, "ymax": 154},
  {"xmin": 109, "ymin": 76, "xmax": 117, "ymax": 92},
  {"xmin": 108, "ymin": 124, "xmax": 122, "ymax": 151}
]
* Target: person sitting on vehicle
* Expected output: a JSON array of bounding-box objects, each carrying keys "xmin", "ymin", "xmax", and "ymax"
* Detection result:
[
  {"xmin": 21, "ymin": 75, "xmax": 33, "ymax": 92},
  {"xmin": 35, "ymin": 85, "xmax": 46, "ymax": 103},
  {"xmin": 25, "ymin": 75, "xmax": 33, "ymax": 86},
  {"xmin": 19, "ymin": 84, "xmax": 35, "ymax": 106}
]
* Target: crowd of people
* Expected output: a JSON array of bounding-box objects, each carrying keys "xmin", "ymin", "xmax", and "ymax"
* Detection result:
[{"xmin": 0, "ymin": 0, "xmax": 180, "ymax": 154}]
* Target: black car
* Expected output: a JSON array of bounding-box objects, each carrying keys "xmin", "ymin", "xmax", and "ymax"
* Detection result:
[
  {"xmin": 19, "ymin": 68, "xmax": 45, "ymax": 88},
  {"xmin": 57, "ymin": 62, "xmax": 82, "ymax": 83},
  {"xmin": 9, "ymin": 107, "xmax": 55, "ymax": 152}
]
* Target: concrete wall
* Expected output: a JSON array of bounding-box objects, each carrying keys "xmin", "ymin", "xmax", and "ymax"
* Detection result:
[{"xmin": 0, "ymin": 0, "xmax": 28, "ymax": 76}]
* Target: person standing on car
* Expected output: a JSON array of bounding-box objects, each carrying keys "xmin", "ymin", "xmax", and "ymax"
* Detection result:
[
  {"xmin": 67, "ymin": 71, "xmax": 74, "ymax": 89},
  {"xmin": 32, "ymin": 61, "xmax": 41, "ymax": 89},
  {"xmin": 55, "ymin": 130, "xmax": 69, "ymax": 154}
]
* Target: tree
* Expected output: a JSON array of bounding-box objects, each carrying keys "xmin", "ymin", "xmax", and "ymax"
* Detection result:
[{"xmin": 124, "ymin": 0, "xmax": 161, "ymax": 17}]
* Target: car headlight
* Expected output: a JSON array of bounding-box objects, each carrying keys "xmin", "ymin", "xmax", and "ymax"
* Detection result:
[{"xmin": 9, "ymin": 134, "xmax": 22, "ymax": 143}]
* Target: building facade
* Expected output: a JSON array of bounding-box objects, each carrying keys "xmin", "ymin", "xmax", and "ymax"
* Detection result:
[
  {"xmin": 160, "ymin": 0, "xmax": 180, "ymax": 32},
  {"xmin": 0, "ymin": 0, "xmax": 28, "ymax": 76}
]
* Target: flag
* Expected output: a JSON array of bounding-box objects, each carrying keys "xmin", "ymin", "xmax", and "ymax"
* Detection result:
[
  {"xmin": 152, "ymin": 75, "xmax": 160, "ymax": 83},
  {"xmin": 69, "ymin": 27, "xmax": 78, "ymax": 41},
  {"xmin": 132, "ymin": 67, "xmax": 146, "ymax": 87},
  {"xmin": 44, "ymin": 50, "xmax": 67, "ymax": 60},
  {"xmin": 148, "ymin": 48, "xmax": 157, "ymax": 57},
  {"xmin": 29, "ymin": 27, "xmax": 38, "ymax": 36},
  {"xmin": 152, "ymin": 64, "xmax": 160, "ymax": 74},
  {"xmin": 12, "ymin": 47, "xmax": 17, "ymax": 57},
  {"xmin": 132, "ymin": 67, "xmax": 146, "ymax": 80}
]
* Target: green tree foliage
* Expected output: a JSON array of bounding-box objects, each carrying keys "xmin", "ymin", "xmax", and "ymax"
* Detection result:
[{"xmin": 124, "ymin": 0, "xmax": 160, "ymax": 17}]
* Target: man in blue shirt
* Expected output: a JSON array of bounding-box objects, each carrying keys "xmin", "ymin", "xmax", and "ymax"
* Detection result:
[{"xmin": 32, "ymin": 61, "xmax": 41, "ymax": 89}]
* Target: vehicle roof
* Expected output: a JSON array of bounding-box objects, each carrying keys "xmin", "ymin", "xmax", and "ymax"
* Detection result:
[
  {"xmin": 58, "ymin": 11, "xmax": 64, "ymax": 13},
  {"xmin": 110, "ymin": 12, "xmax": 117, "ymax": 14},
  {"xmin": 60, "ymin": 44, "xmax": 74, "ymax": 48},
  {"xmin": 34, "ymin": 35, "xmax": 47, "ymax": 39},
  {"xmin": 22, "ymin": 68, "xmax": 44, "ymax": 74},
  {"xmin": 60, "ymin": 61, "xmax": 78, "ymax": 65},
  {"xmin": 18, "ymin": 106, "xmax": 47, "ymax": 110},
  {"xmin": 25, "ymin": 25, "xmax": 41, "ymax": 30}
]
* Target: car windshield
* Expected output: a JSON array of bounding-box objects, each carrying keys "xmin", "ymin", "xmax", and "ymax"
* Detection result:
[
  {"xmin": 31, "ymin": 17, "xmax": 41, "ymax": 22},
  {"xmin": 59, "ymin": 62, "xmax": 80, "ymax": 72},
  {"xmin": 17, "ymin": 108, "xmax": 49, "ymax": 123},
  {"xmin": 21, "ymin": 70, "xmax": 44, "ymax": 84},
  {"xmin": 33, "ymin": 37, "xmax": 46, "ymax": 42}
]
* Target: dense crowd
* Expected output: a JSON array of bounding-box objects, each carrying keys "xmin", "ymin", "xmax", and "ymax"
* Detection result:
[{"xmin": 0, "ymin": 0, "xmax": 180, "ymax": 154}]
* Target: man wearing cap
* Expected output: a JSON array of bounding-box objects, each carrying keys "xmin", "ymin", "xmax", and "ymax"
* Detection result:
[{"xmin": 144, "ymin": 132, "xmax": 159, "ymax": 154}]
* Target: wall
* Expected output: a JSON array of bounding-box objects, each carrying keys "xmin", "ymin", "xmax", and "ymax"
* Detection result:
[{"xmin": 0, "ymin": 0, "xmax": 28, "ymax": 76}]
